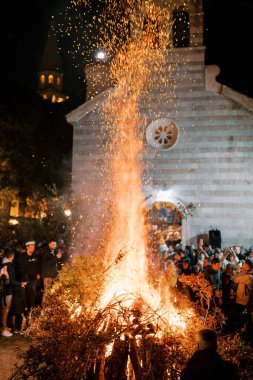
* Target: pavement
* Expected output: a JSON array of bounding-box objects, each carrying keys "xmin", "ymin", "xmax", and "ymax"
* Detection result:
[{"xmin": 0, "ymin": 333, "xmax": 30, "ymax": 380}]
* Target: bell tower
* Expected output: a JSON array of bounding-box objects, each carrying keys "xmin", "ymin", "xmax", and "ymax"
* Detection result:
[
  {"xmin": 131, "ymin": 0, "xmax": 203, "ymax": 47},
  {"xmin": 84, "ymin": 0, "xmax": 204, "ymax": 100},
  {"xmin": 37, "ymin": 18, "xmax": 69, "ymax": 103}
]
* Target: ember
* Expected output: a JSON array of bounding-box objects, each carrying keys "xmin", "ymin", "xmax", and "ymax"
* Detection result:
[{"xmin": 99, "ymin": 0, "xmax": 182, "ymax": 321}]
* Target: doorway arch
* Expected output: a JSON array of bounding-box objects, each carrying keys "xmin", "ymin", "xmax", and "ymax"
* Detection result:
[
  {"xmin": 145, "ymin": 190, "xmax": 192, "ymax": 247},
  {"xmin": 147, "ymin": 200, "xmax": 182, "ymax": 246},
  {"xmin": 145, "ymin": 191, "xmax": 188, "ymax": 246}
]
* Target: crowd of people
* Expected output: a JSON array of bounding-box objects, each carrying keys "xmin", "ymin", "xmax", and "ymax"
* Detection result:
[
  {"xmin": 0, "ymin": 234, "xmax": 252, "ymax": 379},
  {"xmin": 158, "ymin": 238, "xmax": 253, "ymax": 340},
  {"xmin": 1, "ymin": 236, "xmax": 253, "ymax": 341},
  {"xmin": 0, "ymin": 239, "xmax": 64, "ymax": 337}
]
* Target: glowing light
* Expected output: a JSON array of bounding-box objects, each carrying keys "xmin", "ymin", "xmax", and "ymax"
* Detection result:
[
  {"xmin": 96, "ymin": 50, "xmax": 106, "ymax": 60},
  {"xmin": 8, "ymin": 218, "xmax": 19, "ymax": 226},
  {"xmin": 156, "ymin": 189, "xmax": 174, "ymax": 201},
  {"xmin": 64, "ymin": 209, "xmax": 72, "ymax": 217}
]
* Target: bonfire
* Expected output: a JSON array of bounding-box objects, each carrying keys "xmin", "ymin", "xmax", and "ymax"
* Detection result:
[{"xmin": 11, "ymin": 2, "xmax": 253, "ymax": 379}]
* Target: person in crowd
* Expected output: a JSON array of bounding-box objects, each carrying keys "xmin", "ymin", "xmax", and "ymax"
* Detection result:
[
  {"xmin": 1, "ymin": 248, "xmax": 28, "ymax": 336},
  {"xmin": 192, "ymin": 265, "xmax": 200, "ymax": 275},
  {"xmin": 181, "ymin": 257, "xmax": 192, "ymax": 275},
  {"xmin": 180, "ymin": 329, "xmax": 239, "ymax": 380},
  {"xmin": 166, "ymin": 243, "xmax": 175, "ymax": 256},
  {"xmin": 180, "ymin": 258, "xmax": 195, "ymax": 301},
  {"xmin": 221, "ymin": 263, "xmax": 235, "ymax": 320},
  {"xmin": 247, "ymin": 247, "xmax": 253, "ymax": 260},
  {"xmin": 178, "ymin": 248, "xmax": 189, "ymax": 262},
  {"xmin": 196, "ymin": 251, "xmax": 206, "ymax": 270},
  {"xmin": 34, "ymin": 241, "xmax": 47, "ymax": 306},
  {"xmin": 0, "ymin": 264, "xmax": 10, "ymax": 336},
  {"xmin": 222, "ymin": 249, "xmax": 239, "ymax": 271},
  {"xmin": 203, "ymin": 243, "xmax": 214, "ymax": 258},
  {"xmin": 15, "ymin": 240, "xmax": 40, "ymax": 328},
  {"xmin": 171, "ymin": 251, "xmax": 183, "ymax": 273},
  {"xmin": 233, "ymin": 246, "xmax": 245, "ymax": 261},
  {"xmin": 244, "ymin": 279, "xmax": 253, "ymax": 344},
  {"xmin": 231, "ymin": 258, "xmax": 253, "ymax": 331},
  {"xmin": 185, "ymin": 245, "xmax": 197, "ymax": 265},
  {"xmin": 204, "ymin": 257, "xmax": 222, "ymax": 309},
  {"xmin": 40, "ymin": 239, "xmax": 63, "ymax": 305},
  {"xmin": 202, "ymin": 257, "xmax": 210, "ymax": 272},
  {"xmin": 214, "ymin": 248, "xmax": 223, "ymax": 260},
  {"xmin": 204, "ymin": 258, "xmax": 222, "ymax": 290}
]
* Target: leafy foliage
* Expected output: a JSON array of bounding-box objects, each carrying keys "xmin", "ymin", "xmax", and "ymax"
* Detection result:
[
  {"xmin": 0, "ymin": 84, "xmax": 72, "ymax": 198},
  {"xmin": 0, "ymin": 189, "xmax": 71, "ymax": 246}
]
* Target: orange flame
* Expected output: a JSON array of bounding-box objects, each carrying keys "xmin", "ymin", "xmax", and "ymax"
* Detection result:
[{"xmin": 99, "ymin": 3, "xmax": 186, "ymax": 332}]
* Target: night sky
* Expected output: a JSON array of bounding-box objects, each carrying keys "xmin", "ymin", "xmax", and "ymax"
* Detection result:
[{"xmin": 1, "ymin": 0, "xmax": 253, "ymax": 108}]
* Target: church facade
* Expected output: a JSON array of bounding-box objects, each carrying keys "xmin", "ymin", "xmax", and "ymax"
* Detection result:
[{"xmin": 67, "ymin": 0, "xmax": 253, "ymax": 249}]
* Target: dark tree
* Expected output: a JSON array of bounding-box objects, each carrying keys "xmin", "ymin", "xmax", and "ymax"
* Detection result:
[{"xmin": 0, "ymin": 81, "xmax": 73, "ymax": 198}]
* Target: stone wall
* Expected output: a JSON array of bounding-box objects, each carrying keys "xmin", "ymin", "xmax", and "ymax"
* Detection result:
[
  {"xmin": 67, "ymin": 46, "xmax": 253, "ymax": 249},
  {"xmin": 140, "ymin": 48, "xmax": 253, "ymax": 247}
]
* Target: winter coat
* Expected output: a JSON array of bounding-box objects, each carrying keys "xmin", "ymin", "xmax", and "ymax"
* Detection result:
[
  {"xmin": 40, "ymin": 247, "xmax": 60, "ymax": 278},
  {"xmin": 15, "ymin": 252, "xmax": 40, "ymax": 282},
  {"xmin": 234, "ymin": 273, "xmax": 253, "ymax": 306}
]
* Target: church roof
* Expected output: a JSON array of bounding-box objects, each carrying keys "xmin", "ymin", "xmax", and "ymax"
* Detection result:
[{"xmin": 39, "ymin": 20, "xmax": 63, "ymax": 72}]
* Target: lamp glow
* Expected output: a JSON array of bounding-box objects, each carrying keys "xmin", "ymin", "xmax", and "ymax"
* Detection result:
[
  {"xmin": 64, "ymin": 209, "xmax": 72, "ymax": 217},
  {"xmin": 96, "ymin": 50, "xmax": 106, "ymax": 60},
  {"xmin": 9, "ymin": 218, "xmax": 19, "ymax": 226}
]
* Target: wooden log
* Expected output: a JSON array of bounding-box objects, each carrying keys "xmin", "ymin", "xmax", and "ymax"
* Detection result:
[
  {"xmin": 129, "ymin": 336, "xmax": 143, "ymax": 380},
  {"xmin": 94, "ymin": 352, "xmax": 106, "ymax": 380},
  {"xmin": 104, "ymin": 338, "xmax": 129, "ymax": 380},
  {"xmin": 142, "ymin": 338, "xmax": 168, "ymax": 380}
]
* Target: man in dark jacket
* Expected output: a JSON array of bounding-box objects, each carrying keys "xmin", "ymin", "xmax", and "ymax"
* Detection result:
[
  {"xmin": 40, "ymin": 239, "xmax": 62, "ymax": 304},
  {"xmin": 180, "ymin": 329, "xmax": 239, "ymax": 380},
  {"xmin": 15, "ymin": 240, "xmax": 40, "ymax": 317}
]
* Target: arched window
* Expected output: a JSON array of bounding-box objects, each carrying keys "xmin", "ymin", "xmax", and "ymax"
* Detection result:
[
  {"xmin": 40, "ymin": 75, "xmax": 45, "ymax": 85},
  {"xmin": 48, "ymin": 74, "xmax": 54, "ymax": 84},
  {"xmin": 56, "ymin": 77, "xmax": 61, "ymax": 86},
  {"xmin": 172, "ymin": 10, "xmax": 190, "ymax": 48},
  {"xmin": 51, "ymin": 95, "xmax": 56, "ymax": 103}
]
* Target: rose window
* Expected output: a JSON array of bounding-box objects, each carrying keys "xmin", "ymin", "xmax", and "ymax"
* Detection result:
[{"xmin": 146, "ymin": 118, "xmax": 179, "ymax": 150}]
